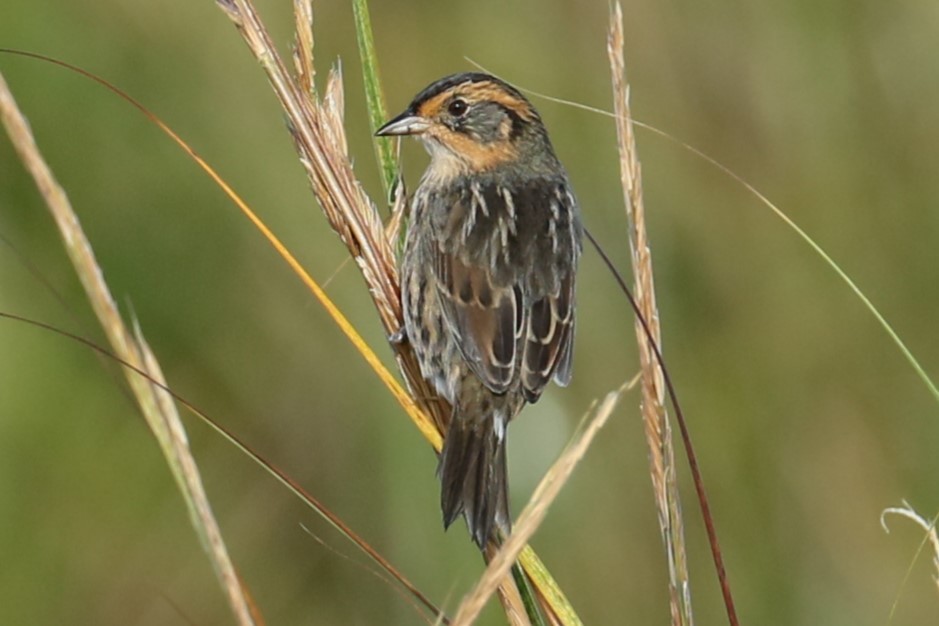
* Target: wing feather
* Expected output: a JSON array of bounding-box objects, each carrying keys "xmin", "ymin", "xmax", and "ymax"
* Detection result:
[
  {"xmin": 520, "ymin": 271, "xmax": 575, "ymax": 402},
  {"xmin": 434, "ymin": 252, "xmax": 518, "ymax": 393},
  {"xmin": 430, "ymin": 178, "xmax": 579, "ymax": 401}
]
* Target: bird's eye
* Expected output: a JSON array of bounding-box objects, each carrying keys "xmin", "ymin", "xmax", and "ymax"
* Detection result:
[{"xmin": 447, "ymin": 98, "xmax": 468, "ymax": 117}]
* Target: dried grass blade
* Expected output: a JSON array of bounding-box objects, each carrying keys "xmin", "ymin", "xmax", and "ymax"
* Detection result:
[
  {"xmin": 323, "ymin": 64, "xmax": 347, "ymax": 155},
  {"xmin": 607, "ymin": 5, "xmax": 693, "ymax": 625},
  {"xmin": 6, "ymin": 46, "xmax": 441, "ymax": 451},
  {"xmin": 0, "ymin": 69, "xmax": 257, "ymax": 626},
  {"xmin": 451, "ymin": 388, "xmax": 624, "ymax": 626},
  {"xmin": 384, "ymin": 177, "xmax": 407, "ymax": 249},
  {"xmin": 293, "ymin": 0, "xmax": 315, "ymax": 94},
  {"xmin": 881, "ymin": 502, "xmax": 939, "ymax": 611},
  {"xmin": 2, "ymin": 310, "xmax": 444, "ymax": 624}
]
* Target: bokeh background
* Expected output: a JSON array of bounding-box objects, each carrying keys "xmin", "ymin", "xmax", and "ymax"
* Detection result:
[{"xmin": 2, "ymin": 1, "xmax": 938, "ymax": 624}]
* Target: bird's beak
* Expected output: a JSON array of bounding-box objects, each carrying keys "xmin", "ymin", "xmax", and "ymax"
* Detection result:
[{"xmin": 375, "ymin": 111, "xmax": 431, "ymax": 136}]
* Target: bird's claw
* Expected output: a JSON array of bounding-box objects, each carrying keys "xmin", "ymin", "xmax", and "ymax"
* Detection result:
[{"xmin": 388, "ymin": 326, "xmax": 408, "ymax": 345}]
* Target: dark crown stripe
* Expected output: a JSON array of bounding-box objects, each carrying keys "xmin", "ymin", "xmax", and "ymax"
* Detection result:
[{"xmin": 408, "ymin": 72, "xmax": 529, "ymax": 112}]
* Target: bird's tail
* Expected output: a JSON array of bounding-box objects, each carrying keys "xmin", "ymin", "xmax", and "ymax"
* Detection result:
[{"xmin": 438, "ymin": 410, "xmax": 510, "ymax": 548}]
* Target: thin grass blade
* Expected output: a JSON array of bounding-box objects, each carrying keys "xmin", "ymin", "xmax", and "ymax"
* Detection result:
[
  {"xmin": 452, "ymin": 388, "xmax": 624, "ymax": 626},
  {"xmin": 607, "ymin": 5, "xmax": 694, "ymax": 625},
  {"xmin": 0, "ymin": 69, "xmax": 257, "ymax": 626},
  {"xmin": 351, "ymin": 0, "xmax": 397, "ymax": 200}
]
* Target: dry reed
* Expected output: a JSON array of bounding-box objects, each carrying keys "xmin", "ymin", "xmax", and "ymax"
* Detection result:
[
  {"xmin": 607, "ymin": 4, "xmax": 694, "ymax": 625},
  {"xmin": 0, "ymin": 71, "xmax": 256, "ymax": 625},
  {"xmin": 882, "ymin": 502, "xmax": 939, "ymax": 595},
  {"xmin": 452, "ymin": 386, "xmax": 629, "ymax": 626}
]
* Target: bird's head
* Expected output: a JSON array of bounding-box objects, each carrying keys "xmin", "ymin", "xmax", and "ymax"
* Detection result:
[{"xmin": 376, "ymin": 72, "xmax": 555, "ymax": 177}]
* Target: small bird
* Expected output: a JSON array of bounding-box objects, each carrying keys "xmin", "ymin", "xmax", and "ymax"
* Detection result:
[{"xmin": 377, "ymin": 73, "xmax": 582, "ymax": 547}]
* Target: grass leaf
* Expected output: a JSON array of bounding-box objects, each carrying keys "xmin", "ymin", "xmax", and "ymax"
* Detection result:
[
  {"xmin": 0, "ymin": 67, "xmax": 257, "ymax": 626},
  {"xmin": 352, "ymin": 0, "xmax": 397, "ymax": 201}
]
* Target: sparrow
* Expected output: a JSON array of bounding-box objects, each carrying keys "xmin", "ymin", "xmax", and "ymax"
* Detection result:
[{"xmin": 377, "ymin": 72, "xmax": 582, "ymax": 547}]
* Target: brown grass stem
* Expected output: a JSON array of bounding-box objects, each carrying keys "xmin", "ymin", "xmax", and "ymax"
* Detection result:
[
  {"xmin": 585, "ymin": 226, "xmax": 739, "ymax": 625},
  {"xmin": 881, "ymin": 502, "xmax": 939, "ymax": 610},
  {"xmin": 0, "ymin": 70, "xmax": 257, "ymax": 626},
  {"xmin": 453, "ymin": 387, "xmax": 628, "ymax": 626},
  {"xmin": 0, "ymin": 310, "xmax": 447, "ymax": 624},
  {"xmin": 607, "ymin": 5, "xmax": 693, "ymax": 625},
  {"xmin": 607, "ymin": 6, "xmax": 740, "ymax": 625}
]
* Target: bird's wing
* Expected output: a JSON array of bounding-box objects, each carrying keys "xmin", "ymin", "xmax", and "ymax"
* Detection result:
[
  {"xmin": 433, "ymin": 250, "xmax": 519, "ymax": 394},
  {"xmin": 519, "ymin": 269, "xmax": 575, "ymax": 402},
  {"xmin": 431, "ymin": 180, "xmax": 579, "ymax": 400}
]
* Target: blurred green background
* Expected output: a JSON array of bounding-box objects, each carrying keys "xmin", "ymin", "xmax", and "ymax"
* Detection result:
[{"xmin": 2, "ymin": 1, "xmax": 937, "ymax": 624}]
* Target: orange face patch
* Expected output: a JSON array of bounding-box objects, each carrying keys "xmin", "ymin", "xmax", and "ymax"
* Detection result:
[
  {"xmin": 427, "ymin": 124, "xmax": 519, "ymax": 172},
  {"xmin": 414, "ymin": 79, "xmax": 531, "ymax": 173}
]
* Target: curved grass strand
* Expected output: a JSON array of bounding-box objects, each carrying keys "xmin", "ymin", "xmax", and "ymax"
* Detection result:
[
  {"xmin": 465, "ymin": 57, "xmax": 939, "ymax": 408},
  {"xmin": 0, "ymin": 49, "xmax": 442, "ymax": 450}
]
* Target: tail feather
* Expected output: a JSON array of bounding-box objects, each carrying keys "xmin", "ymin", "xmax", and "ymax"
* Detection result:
[{"xmin": 438, "ymin": 413, "xmax": 510, "ymax": 547}]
